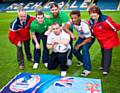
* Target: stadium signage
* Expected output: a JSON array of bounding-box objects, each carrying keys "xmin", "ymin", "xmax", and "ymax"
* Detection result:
[{"xmin": 6, "ymin": 1, "xmax": 88, "ymax": 10}]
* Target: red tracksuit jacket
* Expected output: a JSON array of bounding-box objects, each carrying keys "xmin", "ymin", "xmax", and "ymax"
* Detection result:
[
  {"xmin": 89, "ymin": 15, "xmax": 120, "ymax": 49},
  {"xmin": 8, "ymin": 15, "xmax": 35, "ymax": 45}
]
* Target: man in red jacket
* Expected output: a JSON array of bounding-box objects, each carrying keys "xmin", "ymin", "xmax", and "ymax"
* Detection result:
[{"xmin": 8, "ymin": 8, "xmax": 35, "ymax": 70}]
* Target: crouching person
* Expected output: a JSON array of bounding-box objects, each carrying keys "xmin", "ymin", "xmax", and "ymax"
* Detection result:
[
  {"xmin": 8, "ymin": 8, "xmax": 35, "ymax": 70},
  {"xmin": 47, "ymin": 23, "xmax": 70, "ymax": 77}
]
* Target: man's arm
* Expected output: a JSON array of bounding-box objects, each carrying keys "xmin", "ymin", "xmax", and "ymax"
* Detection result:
[
  {"xmin": 74, "ymin": 37, "xmax": 92, "ymax": 50},
  {"xmin": 63, "ymin": 23, "xmax": 76, "ymax": 40},
  {"xmin": 32, "ymin": 32, "xmax": 40, "ymax": 49}
]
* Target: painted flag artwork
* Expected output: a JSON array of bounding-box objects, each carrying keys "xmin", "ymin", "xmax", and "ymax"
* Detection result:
[{"xmin": 0, "ymin": 73, "xmax": 102, "ymax": 93}]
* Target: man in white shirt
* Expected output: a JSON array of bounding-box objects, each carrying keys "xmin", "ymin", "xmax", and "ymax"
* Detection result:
[
  {"xmin": 63, "ymin": 10, "xmax": 95, "ymax": 76},
  {"xmin": 47, "ymin": 23, "xmax": 70, "ymax": 77}
]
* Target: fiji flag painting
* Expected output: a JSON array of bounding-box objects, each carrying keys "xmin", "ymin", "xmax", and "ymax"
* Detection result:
[{"xmin": 0, "ymin": 73, "xmax": 102, "ymax": 93}]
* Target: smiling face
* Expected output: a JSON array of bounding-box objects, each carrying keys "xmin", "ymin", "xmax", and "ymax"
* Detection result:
[
  {"xmin": 36, "ymin": 15, "xmax": 44, "ymax": 24},
  {"xmin": 70, "ymin": 10, "xmax": 81, "ymax": 25},
  {"xmin": 70, "ymin": 14, "xmax": 80, "ymax": 24},
  {"xmin": 18, "ymin": 11, "xmax": 27, "ymax": 23},
  {"xmin": 89, "ymin": 6, "xmax": 101, "ymax": 20},
  {"xmin": 52, "ymin": 23, "xmax": 61, "ymax": 35},
  {"xmin": 50, "ymin": 4, "xmax": 59, "ymax": 17},
  {"xmin": 90, "ymin": 12, "xmax": 99, "ymax": 20}
]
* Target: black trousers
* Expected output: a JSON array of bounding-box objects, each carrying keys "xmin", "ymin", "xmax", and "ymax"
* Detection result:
[
  {"xmin": 17, "ymin": 39, "xmax": 32, "ymax": 66},
  {"xmin": 101, "ymin": 48, "xmax": 112, "ymax": 72},
  {"xmin": 68, "ymin": 38, "xmax": 73, "ymax": 60},
  {"xmin": 48, "ymin": 52, "xmax": 68, "ymax": 71},
  {"xmin": 32, "ymin": 33, "xmax": 49, "ymax": 63}
]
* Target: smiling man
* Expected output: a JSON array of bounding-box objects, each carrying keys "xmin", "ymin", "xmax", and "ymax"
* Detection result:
[
  {"xmin": 30, "ymin": 10, "xmax": 52, "ymax": 69},
  {"xmin": 8, "ymin": 8, "xmax": 35, "ymax": 70},
  {"xmin": 47, "ymin": 23, "xmax": 70, "ymax": 77},
  {"xmin": 64, "ymin": 10, "xmax": 95, "ymax": 76}
]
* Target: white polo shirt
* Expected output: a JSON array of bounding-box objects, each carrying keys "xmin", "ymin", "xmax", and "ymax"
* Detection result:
[
  {"xmin": 47, "ymin": 30, "xmax": 70, "ymax": 53},
  {"xmin": 68, "ymin": 20, "xmax": 92, "ymax": 38}
]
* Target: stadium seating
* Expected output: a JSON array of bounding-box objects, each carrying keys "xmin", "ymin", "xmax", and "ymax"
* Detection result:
[
  {"xmin": 97, "ymin": 0, "xmax": 119, "ymax": 10},
  {"xmin": 0, "ymin": 2, "xmax": 10, "ymax": 12},
  {"xmin": 0, "ymin": 0, "xmax": 120, "ymax": 11}
]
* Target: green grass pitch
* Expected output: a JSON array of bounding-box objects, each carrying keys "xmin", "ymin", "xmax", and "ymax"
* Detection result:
[{"xmin": 0, "ymin": 11, "xmax": 120, "ymax": 93}]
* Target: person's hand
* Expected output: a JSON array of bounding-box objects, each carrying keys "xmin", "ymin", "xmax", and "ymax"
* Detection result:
[
  {"xmin": 44, "ymin": 14, "xmax": 51, "ymax": 18},
  {"xmin": 44, "ymin": 26, "xmax": 53, "ymax": 36},
  {"xmin": 54, "ymin": 39, "xmax": 60, "ymax": 44},
  {"xmin": 71, "ymin": 34, "xmax": 76, "ymax": 40},
  {"xmin": 74, "ymin": 45, "xmax": 80, "ymax": 50},
  {"xmin": 44, "ymin": 30, "xmax": 51, "ymax": 36},
  {"xmin": 36, "ymin": 43, "xmax": 40, "ymax": 49},
  {"xmin": 79, "ymin": 35, "xmax": 85, "ymax": 38},
  {"xmin": 17, "ymin": 41, "xmax": 22, "ymax": 47}
]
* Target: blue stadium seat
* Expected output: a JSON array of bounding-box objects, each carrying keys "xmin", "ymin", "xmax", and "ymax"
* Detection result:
[{"xmin": 97, "ymin": 0, "xmax": 119, "ymax": 10}]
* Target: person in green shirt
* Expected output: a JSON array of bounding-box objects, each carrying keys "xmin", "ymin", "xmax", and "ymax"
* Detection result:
[
  {"xmin": 30, "ymin": 10, "xmax": 52, "ymax": 69},
  {"xmin": 48, "ymin": 3, "xmax": 69, "ymax": 26},
  {"xmin": 45, "ymin": 3, "xmax": 73, "ymax": 66}
]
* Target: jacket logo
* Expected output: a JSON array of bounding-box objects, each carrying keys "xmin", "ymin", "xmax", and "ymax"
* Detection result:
[{"xmin": 98, "ymin": 24, "xmax": 102, "ymax": 29}]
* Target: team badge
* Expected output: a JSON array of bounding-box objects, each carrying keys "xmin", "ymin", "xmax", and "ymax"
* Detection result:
[
  {"xmin": 98, "ymin": 24, "xmax": 102, "ymax": 29},
  {"xmin": 9, "ymin": 75, "xmax": 40, "ymax": 92}
]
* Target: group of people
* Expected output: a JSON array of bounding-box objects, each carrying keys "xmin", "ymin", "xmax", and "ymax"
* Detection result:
[{"xmin": 8, "ymin": 3, "xmax": 120, "ymax": 77}]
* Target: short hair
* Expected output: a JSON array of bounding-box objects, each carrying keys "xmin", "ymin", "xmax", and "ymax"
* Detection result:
[
  {"xmin": 18, "ymin": 7, "xmax": 25, "ymax": 12},
  {"xmin": 70, "ymin": 10, "xmax": 81, "ymax": 17},
  {"xmin": 53, "ymin": 22, "xmax": 59, "ymax": 26},
  {"xmin": 36, "ymin": 10, "xmax": 44, "ymax": 17},
  {"xmin": 50, "ymin": 3, "xmax": 59, "ymax": 9},
  {"xmin": 88, "ymin": 5, "xmax": 102, "ymax": 15}
]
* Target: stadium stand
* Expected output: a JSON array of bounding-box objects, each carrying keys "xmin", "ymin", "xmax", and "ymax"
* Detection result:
[
  {"xmin": 97, "ymin": 0, "xmax": 119, "ymax": 10},
  {"xmin": 0, "ymin": 0, "xmax": 120, "ymax": 12}
]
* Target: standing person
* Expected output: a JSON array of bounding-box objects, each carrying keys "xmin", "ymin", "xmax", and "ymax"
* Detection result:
[
  {"xmin": 45, "ymin": 3, "xmax": 73, "ymax": 66},
  {"xmin": 47, "ymin": 23, "xmax": 70, "ymax": 76},
  {"xmin": 8, "ymin": 8, "xmax": 35, "ymax": 70},
  {"xmin": 88, "ymin": 6, "xmax": 120, "ymax": 75},
  {"xmin": 30, "ymin": 10, "xmax": 52, "ymax": 69},
  {"xmin": 64, "ymin": 10, "xmax": 95, "ymax": 76}
]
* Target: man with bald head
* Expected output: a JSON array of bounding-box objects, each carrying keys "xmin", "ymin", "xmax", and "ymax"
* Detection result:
[{"xmin": 8, "ymin": 8, "xmax": 35, "ymax": 70}]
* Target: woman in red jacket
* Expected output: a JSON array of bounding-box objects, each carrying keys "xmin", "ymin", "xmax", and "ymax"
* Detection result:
[{"xmin": 88, "ymin": 6, "xmax": 120, "ymax": 75}]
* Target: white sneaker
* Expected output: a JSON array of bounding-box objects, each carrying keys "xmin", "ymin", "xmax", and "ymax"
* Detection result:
[
  {"xmin": 44, "ymin": 63, "xmax": 48, "ymax": 67},
  {"xmin": 33, "ymin": 63, "xmax": 39, "ymax": 69},
  {"xmin": 61, "ymin": 71, "xmax": 67, "ymax": 77},
  {"xmin": 81, "ymin": 70, "xmax": 91, "ymax": 76},
  {"xmin": 77, "ymin": 61, "xmax": 83, "ymax": 66},
  {"xmin": 102, "ymin": 72, "xmax": 108, "ymax": 75},
  {"xmin": 99, "ymin": 67, "xmax": 103, "ymax": 70},
  {"xmin": 66, "ymin": 59, "xmax": 72, "ymax": 66}
]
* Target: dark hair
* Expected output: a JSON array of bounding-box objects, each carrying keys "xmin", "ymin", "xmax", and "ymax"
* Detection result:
[
  {"xmin": 70, "ymin": 10, "xmax": 81, "ymax": 17},
  {"xmin": 89, "ymin": 5, "xmax": 102, "ymax": 15},
  {"xmin": 50, "ymin": 3, "xmax": 59, "ymax": 9},
  {"xmin": 36, "ymin": 10, "xmax": 44, "ymax": 17}
]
